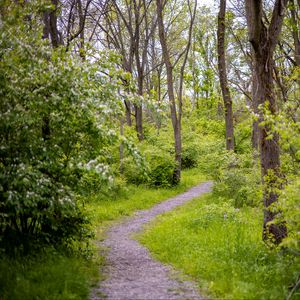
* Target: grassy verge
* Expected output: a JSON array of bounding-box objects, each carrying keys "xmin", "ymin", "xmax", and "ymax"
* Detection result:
[
  {"xmin": 0, "ymin": 251, "xmax": 100, "ymax": 300},
  {"xmin": 139, "ymin": 193, "xmax": 300, "ymax": 300},
  {"xmin": 86, "ymin": 168, "xmax": 206, "ymax": 228},
  {"xmin": 0, "ymin": 168, "xmax": 206, "ymax": 300}
]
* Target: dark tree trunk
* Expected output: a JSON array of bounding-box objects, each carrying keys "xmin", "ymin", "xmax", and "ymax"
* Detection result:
[
  {"xmin": 124, "ymin": 99, "xmax": 132, "ymax": 126},
  {"xmin": 245, "ymin": 0, "xmax": 288, "ymax": 245},
  {"xmin": 43, "ymin": 0, "xmax": 62, "ymax": 48},
  {"xmin": 42, "ymin": 0, "xmax": 62, "ymax": 141},
  {"xmin": 217, "ymin": 0, "xmax": 235, "ymax": 151},
  {"xmin": 135, "ymin": 77, "xmax": 144, "ymax": 141}
]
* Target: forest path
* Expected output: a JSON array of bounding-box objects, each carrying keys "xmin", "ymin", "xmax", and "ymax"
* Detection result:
[{"xmin": 90, "ymin": 181, "xmax": 213, "ymax": 300}]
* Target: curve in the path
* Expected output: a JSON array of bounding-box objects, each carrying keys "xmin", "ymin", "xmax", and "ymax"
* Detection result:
[{"xmin": 91, "ymin": 181, "xmax": 213, "ymax": 300}]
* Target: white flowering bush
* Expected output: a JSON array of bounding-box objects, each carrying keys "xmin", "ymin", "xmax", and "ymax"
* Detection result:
[{"xmin": 0, "ymin": 2, "xmax": 129, "ymax": 254}]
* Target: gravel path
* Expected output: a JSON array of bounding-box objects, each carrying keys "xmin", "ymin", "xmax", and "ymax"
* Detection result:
[{"xmin": 90, "ymin": 181, "xmax": 213, "ymax": 300}]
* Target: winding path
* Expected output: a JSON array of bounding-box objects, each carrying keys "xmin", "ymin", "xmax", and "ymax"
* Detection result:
[{"xmin": 90, "ymin": 181, "xmax": 212, "ymax": 300}]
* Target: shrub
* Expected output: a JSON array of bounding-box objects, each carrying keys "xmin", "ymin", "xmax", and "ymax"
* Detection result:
[
  {"xmin": 0, "ymin": 2, "xmax": 124, "ymax": 254},
  {"xmin": 148, "ymin": 151, "xmax": 176, "ymax": 187},
  {"xmin": 212, "ymin": 153, "xmax": 262, "ymax": 208},
  {"xmin": 181, "ymin": 144, "xmax": 199, "ymax": 169},
  {"xmin": 278, "ymin": 179, "xmax": 300, "ymax": 256},
  {"xmin": 122, "ymin": 156, "xmax": 149, "ymax": 185}
]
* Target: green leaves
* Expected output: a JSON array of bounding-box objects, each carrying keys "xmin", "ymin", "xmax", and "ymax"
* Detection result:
[{"xmin": 0, "ymin": 2, "xmax": 129, "ymax": 253}]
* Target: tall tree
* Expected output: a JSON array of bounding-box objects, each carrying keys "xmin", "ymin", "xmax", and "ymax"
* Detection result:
[
  {"xmin": 289, "ymin": 0, "xmax": 300, "ymax": 67},
  {"xmin": 217, "ymin": 0, "xmax": 235, "ymax": 151},
  {"xmin": 245, "ymin": 0, "xmax": 288, "ymax": 244},
  {"xmin": 156, "ymin": 0, "xmax": 196, "ymax": 183}
]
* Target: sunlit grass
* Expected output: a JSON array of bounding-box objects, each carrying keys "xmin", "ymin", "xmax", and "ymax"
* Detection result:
[
  {"xmin": 86, "ymin": 168, "xmax": 207, "ymax": 227},
  {"xmin": 139, "ymin": 194, "xmax": 300, "ymax": 300}
]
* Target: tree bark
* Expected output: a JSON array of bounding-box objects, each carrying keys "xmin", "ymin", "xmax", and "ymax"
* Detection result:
[
  {"xmin": 156, "ymin": 0, "xmax": 181, "ymax": 184},
  {"xmin": 217, "ymin": 0, "xmax": 235, "ymax": 151},
  {"xmin": 43, "ymin": 0, "xmax": 62, "ymax": 48},
  {"xmin": 289, "ymin": 0, "xmax": 300, "ymax": 66},
  {"xmin": 251, "ymin": 52, "xmax": 259, "ymax": 150},
  {"xmin": 245, "ymin": 0, "xmax": 288, "ymax": 245}
]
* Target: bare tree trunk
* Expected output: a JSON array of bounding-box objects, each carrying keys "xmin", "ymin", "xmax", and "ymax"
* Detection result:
[
  {"xmin": 120, "ymin": 117, "xmax": 124, "ymax": 174},
  {"xmin": 124, "ymin": 99, "xmax": 132, "ymax": 127},
  {"xmin": 156, "ymin": 0, "xmax": 181, "ymax": 184},
  {"xmin": 133, "ymin": 0, "xmax": 144, "ymax": 141},
  {"xmin": 77, "ymin": 0, "xmax": 86, "ymax": 60},
  {"xmin": 135, "ymin": 76, "xmax": 144, "ymax": 141},
  {"xmin": 251, "ymin": 54, "xmax": 259, "ymax": 150},
  {"xmin": 289, "ymin": 0, "xmax": 300, "ymax": 66},
  {"xmin": 245, "ymin": 0, "xmax": 288, "ymax": 245},
  {"xmin": 43, "ymin": 0, "xmax": 62, "ymax": 48},
  {"xmin": 42, "ymin": 0, "xmax": 63, "ymax": 141},
  {"xmin": 217, "ymin": 0, "xmax": 235, "ymax": 151}
]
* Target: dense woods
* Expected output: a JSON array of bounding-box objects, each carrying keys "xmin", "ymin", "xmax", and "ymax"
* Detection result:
[{"xmin": 0, "ymin": 0, "xmax": 299, "ymax": 299}]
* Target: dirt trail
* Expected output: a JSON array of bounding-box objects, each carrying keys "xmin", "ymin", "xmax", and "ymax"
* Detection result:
[{"xmin": 90, "ymin": 181, "xmax": 212, "ymax": 300}]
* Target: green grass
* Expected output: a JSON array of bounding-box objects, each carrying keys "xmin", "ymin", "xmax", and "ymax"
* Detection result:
[
  {"xmin": 86, "ymin": 168, "xmax": 206, "ymax": 228},
  {"xmin": 0, "ymin": 168, "xmax": 206, "ymax": 300},
  {"xmin": 139, "ymin": 193, "xmax": 300, "ymax": 300},
  {"xmin": 0, "ymin": 251, "xmax": 100, "ymax": 300}
]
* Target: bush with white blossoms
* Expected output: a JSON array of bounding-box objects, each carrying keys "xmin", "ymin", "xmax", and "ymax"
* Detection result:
[{"xmin": 0, "ymin": 2, "xmax": 139, "ymax": 254}]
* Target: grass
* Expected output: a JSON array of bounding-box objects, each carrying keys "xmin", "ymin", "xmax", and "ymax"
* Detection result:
[
  {"xmin": 139, "ymin": 193, "xmax": 300, "ymax": 300},
  {"xmin": 0, "ymin": 251, "xmax": 100, "ymax": 300},
  {"xmin": 86, "ymin": 168, "xmax": 207, "ymax": 228},
  {"xmin": 0, "ymin": 168, "xmax": 206, "ymax": 300}
]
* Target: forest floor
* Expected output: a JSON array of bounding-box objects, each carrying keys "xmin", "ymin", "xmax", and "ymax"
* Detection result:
[{"xmin": 90, "ymin": 181, "xmax": 212, "ymax": 300}]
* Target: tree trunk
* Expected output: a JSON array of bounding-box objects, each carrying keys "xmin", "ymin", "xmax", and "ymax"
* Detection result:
[
  {"xmin": 217, "ymin": 0, "xmax": 235, "ymax": 151},
  {"xmin": 245, "ymin": 0, "xmax": 288, "ymax": 245},
  {"xmin": 251, "ymin": 55, "xmax": 259, "ymax": 150},
  {"xmin": 256, "ymin": 54, "xmax": 287, "ymax": 244},
  {"xmin": 289, "ymin": 0, "xmax": 300, "ymax": 66},
  {"xmin": 156, "ymin": 0, "xmax": 181, "ymax": 184}
]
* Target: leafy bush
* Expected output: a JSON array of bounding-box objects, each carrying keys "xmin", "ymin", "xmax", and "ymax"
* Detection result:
[
  {"xmin": 148, "ymin": 149, "xmax": 176, "ymax": 187},
  {"xmin": 181, "ymin": 132, "xmax": 201, "ymax": 169},
  {"xmin": 182, "ymin": 144, "xmax": 199, "ymax": 169},
  {"xmin": 122, "ymin": 143, "xmax": 176, "ymax": 187},
  {"xmin": 212, "ymin": 152, "xmax": 262, "ymax": 208},
  {"xmin": 234, "ymin": 120, "xmax": 252, "ymax": 154},
  {"xmin": 0, "ymin": 2, "xmax": 124, "ymax": 254},
  {"xmin": 196, "ymin": 136, "xmax": 225, "ymax": 176},
  {"xmin": 122, "ymin": 156, "xmax": 149, "ymax": 185},
  {"xmin": 278, "ymin": 179, "xmax": 300, "ymax": 256}
]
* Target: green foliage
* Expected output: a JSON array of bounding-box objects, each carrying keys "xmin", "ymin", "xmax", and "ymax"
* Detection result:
[
  {"xmin": 139, "ymin": 194, "xmax": 300, "ymax": 300},
  {"xmin": 86, "ymin": 169, "xmax": 206, "ymax": 226},
  {"xmin": 181, "ymin": 144, "xmax": 199, "ymax": 169},
  {"xmin": 278, "ymin": 179, "xmax": 300, "ymax": 256},
  {"xmin": 0, "ymin": 2, "xmax": 127, "ymax": 254},
  {"xmin": 182, "ymin": 132, "xmax": 201, "ymax": 169},
  {"xmin": 0, "ymin": 251, "xmax": 99, "ymax": 300},
  {"xmin": 122, "ymin": 143, "xmax": 176, "ymax": 187},
  {"xmin": 234, "ymin": 119, "xmax": 252, "ymax": 154},
  {"xmin": 212, "ymin": 152, "xmax": 262, "ymax": 208},
  {"xmin": 147, "ymin": 146, "xmax": 176, "ymax": 187}
]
